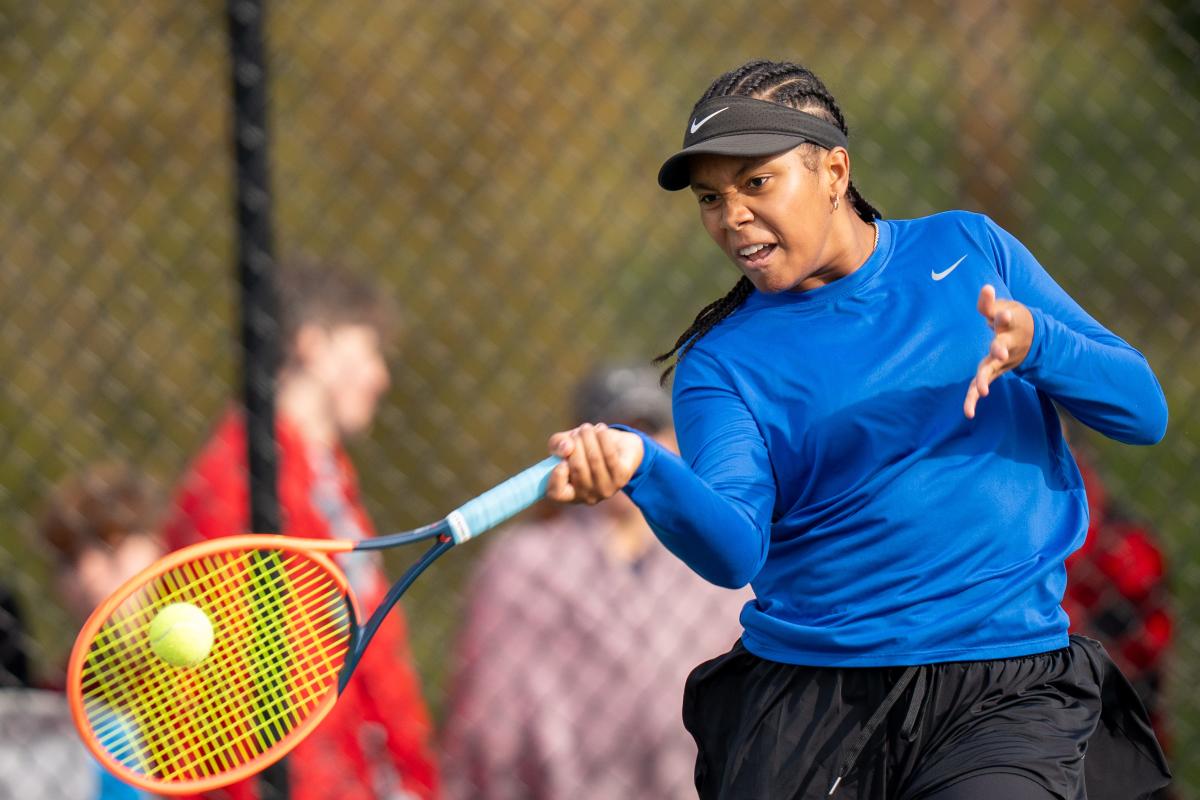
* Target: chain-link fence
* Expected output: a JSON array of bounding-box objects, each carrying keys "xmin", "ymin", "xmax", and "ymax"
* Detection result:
[{"xmin": 1, "ymin": 1, "xmax": 1198, "ymax": 797}]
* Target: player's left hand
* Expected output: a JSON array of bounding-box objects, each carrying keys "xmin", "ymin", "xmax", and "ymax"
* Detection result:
[{"xmin": 964, "ymin": 284, "xmax": 1034, "ymax": 419}]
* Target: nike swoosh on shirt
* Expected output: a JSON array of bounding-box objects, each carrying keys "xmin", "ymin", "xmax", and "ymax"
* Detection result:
[
  {"xmin": 690, "ymin": 107, "xmax": 729, "ymax": 134},
  {"xmin": 931, "ymin": 255, "xmax": 967, "ymax": 281}
]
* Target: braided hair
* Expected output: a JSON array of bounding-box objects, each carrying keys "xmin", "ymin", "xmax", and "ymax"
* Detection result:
[{"xmin": 654, "ymin": 61, "xmax": 882, "ymax": 383}]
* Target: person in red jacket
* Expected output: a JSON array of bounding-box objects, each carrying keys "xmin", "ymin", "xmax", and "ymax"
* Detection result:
[
  {"xmin": 164, "ymin": 261, "xmax": 438, "ymax": 800},
  {"xmin": 1064, "ymin": 449, "xmax": 1173, "ymax": 749}
]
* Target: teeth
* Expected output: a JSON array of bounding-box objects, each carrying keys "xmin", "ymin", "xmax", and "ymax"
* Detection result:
[{"xmin": 739, "ymin": 243, "xmax": 769, "ymax": 257}]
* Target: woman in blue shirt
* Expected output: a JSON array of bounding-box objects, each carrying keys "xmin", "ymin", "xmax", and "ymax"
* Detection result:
[{"xmin": 545, "ymin": 60, "xmax": 1170, "ymax": 799}]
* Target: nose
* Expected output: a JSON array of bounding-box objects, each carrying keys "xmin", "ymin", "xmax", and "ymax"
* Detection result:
[{"xmin": 721, "ymin": 195, "xmax": 753, "ymax": 230}]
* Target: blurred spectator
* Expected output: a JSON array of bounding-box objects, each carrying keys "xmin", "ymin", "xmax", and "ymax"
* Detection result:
[
  {"xmin": 1065, "ymin": 448, "xmax": 1173, "ymax": 747},
  {"xmin": 41, "ymin": 464, "xmax": 165, "ymax": 627},
  {"xmin": 163, "ymin": 261, "xmax": 438, "ymax": 800},
  {"xmin": 15, "ymin": 461, "xmax": 166, "ymax": 800},
  {"xmin": 440, "ymin": 364, "xmax": 749, "ymax": 800}
]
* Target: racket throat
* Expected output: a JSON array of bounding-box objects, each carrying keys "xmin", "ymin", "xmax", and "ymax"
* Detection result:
[
  {"xmin": 337, "ymin": 537, "xmax": 454, "ymax": 694},
  {"xmin": 338, "ymin": 600, "xmax": 363, "ymax": 694}
]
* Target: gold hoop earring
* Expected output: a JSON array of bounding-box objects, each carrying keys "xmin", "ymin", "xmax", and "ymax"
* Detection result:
[{"xmin": 833, "ymin": 195, "xmax": 840, "ymax": 211}]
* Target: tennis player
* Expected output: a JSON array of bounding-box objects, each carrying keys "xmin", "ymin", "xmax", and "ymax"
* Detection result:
[{"xmin": 545, "ymin": 60, "xmax": 1171, "ymax": 799}]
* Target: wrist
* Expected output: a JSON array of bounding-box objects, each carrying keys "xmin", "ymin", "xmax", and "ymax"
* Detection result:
[{"xmin": 607, "ymin": 425, "xmax": 656, "ymax": 489}]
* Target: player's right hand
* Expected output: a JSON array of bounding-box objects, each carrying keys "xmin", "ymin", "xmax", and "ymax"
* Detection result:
[{"xmin": 545, "ymin": 423, "xmax": 644, "ymax": 505}]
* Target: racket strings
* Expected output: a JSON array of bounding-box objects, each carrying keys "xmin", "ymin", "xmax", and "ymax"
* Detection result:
[
  {"xmin": 85, "ymin": 555, "xmax": 283, "ymax": 775},
  {"xmin": 77, "ymin": 546, "xmax": 353, "ymax": 782},
  {"xmin": 84, "ymin": 551, "xmax": 278, "ymax": 662},
  {"xmin": 136, "ymin": 586, "xmax": 349, "ymax": 779},
  {"xmin": 83, "ymin": 558, "xmax": 343, "ymax": 744},
  {"xmin": 88, "ymin": 552, "xmax": 348, "ymax": 776},
  {"xmin": 90, "ymin": 591, "xmax": 347, "ymax": 779},
  {"xmin": 89, "ymin": 555, "xmax": 347, "ymax": 772},
  {"xmin": 84, "ymin": 558, "xmax": 346, "ymax": 712}
]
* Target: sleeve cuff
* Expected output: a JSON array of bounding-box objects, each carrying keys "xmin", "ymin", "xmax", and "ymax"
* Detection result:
[
  {"xmin": 1013, "ymin": 304, "xmax": 1046, "ymax": 380},
  {"xmin": 607, "ymin": 424, "xmax": 661, "ymax": 497}
]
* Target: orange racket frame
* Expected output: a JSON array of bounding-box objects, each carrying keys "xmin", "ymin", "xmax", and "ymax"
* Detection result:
[{"xmin": 66, "ymin": 455, "xmax": 558, "ymax": 795}]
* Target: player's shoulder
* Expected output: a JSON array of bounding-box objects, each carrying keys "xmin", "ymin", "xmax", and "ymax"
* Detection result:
[
  {"xmin": 888, "ymin": 209, "xmax": 998, "ymax": 240},
  {"xmin": 672, "ymin": 337, "xmax": 735, "ymax": 395},
  {"xmin": 673, "ymin": 294, "xmax": 767, "ymax": 377}
]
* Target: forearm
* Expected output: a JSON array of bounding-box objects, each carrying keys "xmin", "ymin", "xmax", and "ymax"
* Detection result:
[
  {"xmin": 620, "ymin": 429, "xmax": 769, "ymax": 588},
  {"xmin": 1017, "ymin": 306, "xmax": 1168, "ymax": 444}
]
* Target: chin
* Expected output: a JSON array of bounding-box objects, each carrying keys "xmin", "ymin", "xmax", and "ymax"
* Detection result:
[
  {"xmin": 745, "ymin": 272, "xmax": 789, "ymax": 294},
  {"xmin": 337, "ymin": 414, "xmax": 375, "ymax": 439}
]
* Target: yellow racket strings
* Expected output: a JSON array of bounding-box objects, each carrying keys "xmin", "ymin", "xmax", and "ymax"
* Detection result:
[
  {"xmin": 85, "ymin": 549, "xmax": 349, "ymax": 780},
  {"xmin": 82, "ymin": 552, "xmax": 326, "ymax": 777},
  {"xmin": 93, "ymin": 558, "xmax": 347, "ymax": 779},
  {"xmin": 86, "ymin": 555, "xmax": 345, "ymax": 733},
  {"xmin": 104, "ymin": 550, "xmax": 348, "ymax": 778},
  {"xmin": 79, "ymin": 547, "xmax": 353, "ymax": 782}
]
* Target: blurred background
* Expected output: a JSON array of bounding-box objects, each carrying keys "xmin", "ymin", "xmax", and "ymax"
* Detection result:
[{"xmin": 0, "ymin": 0, "xmax": 1197, "ymax": 797}]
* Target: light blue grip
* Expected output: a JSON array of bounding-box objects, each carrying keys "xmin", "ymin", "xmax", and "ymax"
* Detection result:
[{"xmin": 446, "ymin": 456, "xmax": 561, "ymax": 544}]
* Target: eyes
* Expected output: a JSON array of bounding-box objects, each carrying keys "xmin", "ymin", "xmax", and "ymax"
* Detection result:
[{"xmin": 696, "ymin": 175, "xmax": 770, "ymax": 206}]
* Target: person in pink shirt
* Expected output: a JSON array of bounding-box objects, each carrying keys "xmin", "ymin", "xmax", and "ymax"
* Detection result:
[{"xmin": 440, "ymin": 364, "xmax": 748, "ymax": 799}]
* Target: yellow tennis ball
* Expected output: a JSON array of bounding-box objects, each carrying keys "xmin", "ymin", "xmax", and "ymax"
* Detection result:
[{"xmin": 148, "ymin": 602, "xmax": 214, "ymax": 667}]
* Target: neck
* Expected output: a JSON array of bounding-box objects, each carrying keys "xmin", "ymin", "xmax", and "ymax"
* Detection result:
[
  {"xmin": 276, "ymin": 371, "xmax": 338, "ymax": 449},
  {"xmin": 793, "ymin": 210, "xmax": 877, "ymax": 292}
]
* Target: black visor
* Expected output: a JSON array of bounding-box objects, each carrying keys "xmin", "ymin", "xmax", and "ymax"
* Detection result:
[{"xmin": 657, "ymin": 96, "xmax": 849, "ymax": 191}]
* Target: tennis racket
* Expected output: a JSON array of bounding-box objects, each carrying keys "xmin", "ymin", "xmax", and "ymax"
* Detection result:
[{"xmin": 67, "ymin": 455, "xmax": 560, "ymax": 796}]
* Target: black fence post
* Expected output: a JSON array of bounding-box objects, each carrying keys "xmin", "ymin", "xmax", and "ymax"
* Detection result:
[{"xmin": 228, "ymin": 1, "xmax": 287, "ymax": 797}]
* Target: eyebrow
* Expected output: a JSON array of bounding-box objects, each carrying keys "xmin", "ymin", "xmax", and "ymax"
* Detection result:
[{"xmin": 690, "ymin": 157, "xmax": 774, "ymax": 192}]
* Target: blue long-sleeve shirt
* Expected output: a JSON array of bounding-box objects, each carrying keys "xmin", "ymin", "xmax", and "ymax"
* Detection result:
[{"xmin": 624, "ymin": 211, "xmax": 1167, "ymax": 666}]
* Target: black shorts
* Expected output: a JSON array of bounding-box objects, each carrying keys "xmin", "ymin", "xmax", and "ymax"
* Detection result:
[{"xmin": 682, "ymin": 635, "xmax": 1170, "ymax": 800}]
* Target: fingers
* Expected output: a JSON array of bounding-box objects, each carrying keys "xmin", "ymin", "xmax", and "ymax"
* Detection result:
[
  {"xmin": 964, "ymin": 355, "xmax": 995, "ymax": 419},
  {"xmin": 597, "ymin": 427, "xmax": 628, "ymax": 485},
  {"xmin": 975, "ymin": 357, "xmax": 996, "ymax": 398},
  {"xmin": 963, "ymin": 341, "xmax": 1010, "ymax": 418},
  {"xmin": 977, "ymin": 284, "xmax": 996, "ymax": 323},
  {"xmin": 978, "ymin": 284, "xmax": 1022, "ymax": 333},
  {"xmin": 545, "ymin": 430, "xmax": 577, "ymax": 502},
  {"xmin": 548, "ymin": 431, "xmax": 576, "ymax": 458},
  {"xmin": 544, "ymin": 460, "xmax": 576, "ymax": 503},
  {"xmin": 545, "ymin": 423, "xmax": 633, "ymax": 505},
  {"xmin": 576, "ymin": 423, "xmax": 615, "ymax": 503},
  {"xmin": 967, "ymin": 287, "xmax": 1034, "ymax": 419},
  {"xmin": 964, "ymin": 380, "xmax": 980, "ymax": 419},
  {"xmin": 601, "ymin": 427, "xmax": 646, "ymax": 486},
  {"xmin": 565, "ymin": 426, "xmax": 597, "ymax": 501}
]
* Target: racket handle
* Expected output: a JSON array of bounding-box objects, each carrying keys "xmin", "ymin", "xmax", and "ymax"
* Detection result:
[{"xmin": 447, "ymin": 456, "xmax": 561, "ymax": 543}]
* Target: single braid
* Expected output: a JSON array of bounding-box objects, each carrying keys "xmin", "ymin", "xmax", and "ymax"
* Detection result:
[
  {"xmin": 848, "ymin": 180, "xmax": 882, "ymax": 222},
  {"xmin": 736, "ymin": 62, "xmax": 800, "ymax": 96},
  {"xmin": 656, "ymin": 61, "xmax": 882, "ymax": 382},
  {"xmin": 653, "ymin": 277, "xmax": 754, "ymax": 384},
  {"xmin": 701, "ymin": 59, "xmax": 771, "ymax": 99}
]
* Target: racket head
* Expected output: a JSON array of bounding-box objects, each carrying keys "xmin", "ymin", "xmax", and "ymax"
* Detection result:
[{"xmin": 67, "ymin": 534, "xmax": 359, "ymax": 795}]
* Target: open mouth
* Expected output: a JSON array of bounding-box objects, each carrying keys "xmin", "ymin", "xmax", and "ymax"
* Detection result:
[{"xmin": 736, "ymin": 243, "xmax": 776, "ymax": 268}]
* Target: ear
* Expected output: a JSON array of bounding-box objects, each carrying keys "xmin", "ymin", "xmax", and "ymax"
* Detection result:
[{"xmin": 824, "ymin": 146, "xmax": 852, "ymax": 200}]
